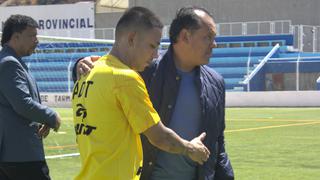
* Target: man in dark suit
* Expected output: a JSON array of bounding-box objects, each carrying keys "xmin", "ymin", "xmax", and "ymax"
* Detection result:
[{"xmin": 0, "ymin": 14, "xmax": 61, "ymax": 180}]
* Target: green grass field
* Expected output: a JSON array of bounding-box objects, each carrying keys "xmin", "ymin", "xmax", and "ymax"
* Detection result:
[{"xmin": 44, "ymin": 108, "xmax": 320, "ymax": 180}]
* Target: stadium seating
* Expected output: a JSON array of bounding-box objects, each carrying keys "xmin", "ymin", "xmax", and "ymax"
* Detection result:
[
  {"xmin": 24, "ymin": 34, "xmax": 320, "ymax": 92},
  {"xmin": 24, "ymin": 50, "xmax": 108, "ymax": 93},
  {"xmin": 209, "ymin": 45, "xmax": 297, "ymax": 91}
]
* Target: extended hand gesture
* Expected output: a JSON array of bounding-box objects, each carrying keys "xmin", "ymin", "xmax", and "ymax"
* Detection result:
[{"xmin": 185, "ymin": 132, "xmax": 210, "ymax": 165}]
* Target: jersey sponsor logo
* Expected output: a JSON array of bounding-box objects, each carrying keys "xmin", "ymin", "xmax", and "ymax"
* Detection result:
[
  {"xmin": 72, "ymin": 80, "xmax": 94, "ymax": 99},
  {"xmin": 73, "ymin": 80, "xmax": 96, "ymax": 136},
  {"xmin": 74, "ymin": 104, "xmax": 97, "ymax": 136},
  {"xmin": 136, "ymin": 167, "xmax": 143, "ymax": 175},
  {"xmin": 76, "ymin": 104, "xmax": 87, "ymax": 121},
  {"xmin": 74, "ymin": 123, "xmax": 97, "ymax": 136}
]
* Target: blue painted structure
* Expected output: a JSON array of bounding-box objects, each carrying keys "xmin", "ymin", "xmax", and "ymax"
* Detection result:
[
  {"xmin": 23, "ymin": 34, "xmax": 320, "ymax": 92},
  {"xmin": 245, "ymin": 56, "xmax": 320, "ymax": 91}
]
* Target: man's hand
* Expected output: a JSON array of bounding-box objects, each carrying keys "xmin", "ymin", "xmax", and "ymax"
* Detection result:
[
  {"xmin": 144, "ymin": 122, "xmax": 210, "ymax": 165},
  {"xmin": 38, "ymin": 113, "xmax": 61, "ymax": 137},
  {"xmin": 38, "ymin": 124, "xmax": 50, "ymax": 138},
  {"xmin": 53, "ymin": 114, "xmax": 62, "ymax": 132},
  {"xmin": 76, "ymin": 56, "xmax": 99, "ymax": 79},
  {"xmin": 185, "ymin": 132, "xmax": 210, "ymax": 165}
]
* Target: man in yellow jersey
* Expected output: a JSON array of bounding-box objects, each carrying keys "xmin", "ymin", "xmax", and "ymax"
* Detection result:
[{"xmin": 72, "ymin": 6, "xmax": 210, "ymax": 180}]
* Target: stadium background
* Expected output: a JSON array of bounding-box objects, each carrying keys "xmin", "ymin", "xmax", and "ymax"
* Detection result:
[{"xmin": 0, "ymin": 0, "xmax": 320, "ymax": 179}]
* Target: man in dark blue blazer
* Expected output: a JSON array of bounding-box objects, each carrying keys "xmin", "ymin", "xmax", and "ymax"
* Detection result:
[
  {"xmin": 140, "ymin": 7, "xmax": 234, "ymax": 180},
  {"xmin": 0, "ymin": 15, "xmax": 61, "ymax": 180}
]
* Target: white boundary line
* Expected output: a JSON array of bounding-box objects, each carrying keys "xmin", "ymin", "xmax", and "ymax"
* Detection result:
[
  {"xmin": 45, "ymin": 153, "xmax": 80, "ymax": 159},
  {"xmin": 45, "ymin": 119, "xmax": 320, "ymax": 159}
]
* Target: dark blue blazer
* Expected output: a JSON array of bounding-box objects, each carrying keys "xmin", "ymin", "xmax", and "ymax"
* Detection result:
[
  {"xmin": 0, "ymin": 45, "xmax": 57, "ymax": 162},
  {"xmin": 140, "ymin": 46, "xmax": 234, "ymax": 180}
]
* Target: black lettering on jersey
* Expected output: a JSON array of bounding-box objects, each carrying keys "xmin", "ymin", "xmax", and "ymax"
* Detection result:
[
  {"xmin": 76, "ymin": 104, "xmax": 87, "ymax": 121},
  {"xmin": 72, "ymin": 81, "xmax": 79, "ymax": 100},
  {"xmin": 136, "ymin": 167, "xmax": 142, "ymax": 175},
  {"xmin": 78, "ymin": 82, "xmax": 86, "ymax": 97},
  {"xmin": 72, "ymin": 81, "xmax": 94, "ymax": 99},
  {"xmin": 84, "ymin": 81, "xmax": 93, "ymax": 97},
  {"xmin": 75, "ymin": 123, "xmax": 84, "ymax": 135},
  {"xmin": 75, "ymin": 123, "xmax": 97, "ymax": 136},
  {"xmin": 83, "ymin": 125, "xmax": 97, "ymax": 135}
]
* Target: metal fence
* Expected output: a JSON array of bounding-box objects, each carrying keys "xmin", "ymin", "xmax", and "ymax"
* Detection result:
[
  {"xmin": 93, "ymin": 20, "xmax": 320, "ymax": 53},
  {"xmin": 292, "ymin": 25, "xmax": 320, "ymax": 52},
  {"xmin": 2, "ymin": 20, "xmax": 320, "ymax": 53},
  {"xmin": 216, "ymin": 20, "xmax": 292, "ymax": 36}
]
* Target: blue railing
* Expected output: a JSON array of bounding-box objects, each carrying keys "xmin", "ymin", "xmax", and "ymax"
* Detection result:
[
  {"xmin": 317, "ymin": 76, "xmax": 320, "ymax": 90},
  {"xmin": 242, "ymin": 44, "xmax": 280, "ymax": 91}
]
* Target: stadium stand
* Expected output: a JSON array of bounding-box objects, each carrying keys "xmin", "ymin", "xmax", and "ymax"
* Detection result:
[
  {"xmin": 24, "ymin": 46, "xmax": 111, "ymax": 92},
  {"xmin": 0, "ymin": 0, "xmax": 92, "ymax": 6},
  {"xmin": 208, "ymin": 34, "xmax": 295, "ymax": 91},
  {"xmin": 21, "ymin": 34, "xmax": 320, "ymax": 92}
]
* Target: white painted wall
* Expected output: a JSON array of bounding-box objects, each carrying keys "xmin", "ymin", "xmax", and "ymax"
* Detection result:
[
  {"xmin": 0, "ymin": 2, "xmax": 95, "ymax": 38},
  {"xmin": 40, "ymin": 93, "xmax": 71, "ymax": 108},
  {"xmin": 41, "ymin": 91, "xmax": 320, "ymax": 108},
  {"xmin": 226, "ymin": 91, "xmax": 320, "ymax": 107}
]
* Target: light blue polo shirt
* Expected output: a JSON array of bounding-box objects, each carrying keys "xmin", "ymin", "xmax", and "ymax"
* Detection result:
[{"xmin": 151, "ymin": 69, "xmax": 202, "ymax": 180}]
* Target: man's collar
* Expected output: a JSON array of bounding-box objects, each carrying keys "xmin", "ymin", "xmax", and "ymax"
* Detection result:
[
  {"xmin": 2, "ymin": 44, "xmax": 28, "ymax": 70},
  {"xmin": 2, "ymin": 44, "xmax": 19, "ymax": 59}
]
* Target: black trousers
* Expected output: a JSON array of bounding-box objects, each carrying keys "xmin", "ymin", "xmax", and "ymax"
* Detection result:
[{"xmin": 0, "ymin": 161, "xmax": 51, "ymax": 180}]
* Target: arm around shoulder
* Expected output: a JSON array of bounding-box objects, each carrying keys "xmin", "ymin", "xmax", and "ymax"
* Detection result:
[{"xmin": 72, "ymin": 56, "xmax": 99, "ymax": 82}]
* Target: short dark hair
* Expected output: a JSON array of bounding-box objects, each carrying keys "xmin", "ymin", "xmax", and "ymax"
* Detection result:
[
  {"xmin": 1, "ymin": 14, "xmax": 38, "ymax": 46},
  {"xmin": 169, "ymin": 7, "xmax": 213, "ymax": 44},
  {"xmin": 115, "ymin": 6, "xmax": 163, "ymax": 39}
]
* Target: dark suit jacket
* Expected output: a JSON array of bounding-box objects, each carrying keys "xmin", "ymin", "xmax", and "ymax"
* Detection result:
[
  {"xmin": 0, "ymin": 45, "xmax": 57, "ymax": 162},
  {"xmin": 140, "ymin": 46, "xmax": 234, "ymax": 180}
]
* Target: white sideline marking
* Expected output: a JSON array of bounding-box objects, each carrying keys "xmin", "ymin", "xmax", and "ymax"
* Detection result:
[
  {"xmin": 45, "ymin": 153, "xmax": 80, "ymax": 159},
  {"xmin": 225, "ymin": 121, "xmax": 320, "ymax": 133}
]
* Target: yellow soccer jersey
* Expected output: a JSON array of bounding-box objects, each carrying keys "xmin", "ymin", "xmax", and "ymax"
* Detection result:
[{"xmin": 72, "ymin": 54, "xmax": 160, "ymax": 180}]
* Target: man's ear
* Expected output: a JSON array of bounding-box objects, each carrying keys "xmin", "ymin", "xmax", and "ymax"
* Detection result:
[
  {"xmin": 177, "ymin": 29, "xmax": 191, "ymax": 44},
  {"xmin": 11, "ymin": 32, "xmax": 20, "ymax": 42},
  {"xmin": 127, "ymin": 31, "xmax": 137, "ymax": 47}
]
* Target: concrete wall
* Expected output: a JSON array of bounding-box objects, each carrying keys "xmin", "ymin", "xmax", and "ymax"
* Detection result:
[
  {"xmin": 41, "ymin": 93, "xmax": 71, "ymax": 108},
  {"xmin": 226, "ymin": 91, "xmax": 320, "ymax": 107},
  {"xmin": 128, "ymin": 0, "xmax": 320, "ymax": 26},
  {"xmin": 95, "ymin": 12, "xmax": 123, "ymax": 29},
  {"xmin": 42, "ymin": 91, "xmax": 320, "ymax": 108},
  {"xmin": 95, "ymin": 12, "xmax": 123, "ymax": 39}
]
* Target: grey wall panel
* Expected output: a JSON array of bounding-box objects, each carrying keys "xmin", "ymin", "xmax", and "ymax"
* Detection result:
[
  {"xmin": 95, "ymin": 12, "xmax": 123, "ymax": 29},
  {"xmin": 127, "ymin": 0, "xmax": 320, "ymax": 26}
]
